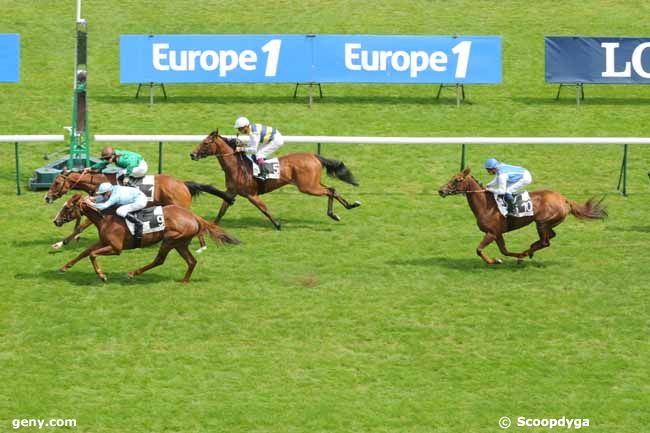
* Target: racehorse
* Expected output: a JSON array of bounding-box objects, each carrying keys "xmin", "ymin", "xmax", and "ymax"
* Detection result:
[
  {"xmin": 45, "ymin": 170, "xmax": 235, "ymax": 252},
  {"xmin": 189, "ymin": 130, "xmax": 361, "ymax": 229},
  {"xmin": 53, "ymin": 194, "xmax": 240, "ymax": 283},
  {"xmin": 438, "ymin": 168, "xmax": 607, "ymax": 264}
]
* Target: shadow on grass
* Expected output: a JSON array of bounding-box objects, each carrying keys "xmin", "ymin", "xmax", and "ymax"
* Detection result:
[
  {"xmin": 16, "ymin": 269, "xmax": 171, "ymax": 286},
  {"xmin": 387, "ymin": 256, "xmax": 555, "ymax": 270},
  {"xmin": 605, "ymin": 225, "xmax": 650, "ymax": 233},
  {"xmin": 94, "ymin": 92, "xmax": 467, "ymax": 106},
  {"xmin": 513, "ymin": 96, "xmax": 650, "ymax": 106},
  {"xmin": 213, "ymin": 215, "xmax": 335, "ymax": 231}
]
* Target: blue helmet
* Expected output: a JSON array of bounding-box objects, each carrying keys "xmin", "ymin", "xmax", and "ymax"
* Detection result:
[
  {"xmin": 96, "ymin": 182, "xmax": 113, "ymax": 194},
  {"xmin": 484, "ymin": 158, "xmax": 499, "ymax": 169}
]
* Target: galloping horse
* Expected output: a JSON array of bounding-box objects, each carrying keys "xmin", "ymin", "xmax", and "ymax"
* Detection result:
[
  {"xmin": 190, "ymin": 131, "xmax": 361, "ymax": 229},
  {"xmin": 54, "ymin": 194, "xmax": 240, "ymax": 283},
  {"xmin": 45, "ymin": 170, "xmax": 234, "ymax": 251},
  {"xmin": 438, "ymin": 168, "xmax": 607, "ymax": 264}
]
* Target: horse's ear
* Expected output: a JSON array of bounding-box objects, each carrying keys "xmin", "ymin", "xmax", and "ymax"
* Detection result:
[{"xmin": 462, "ymin": 167, "xmax": 471, "ymax": 176}]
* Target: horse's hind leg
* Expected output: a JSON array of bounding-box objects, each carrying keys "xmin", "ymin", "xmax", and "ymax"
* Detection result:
[
  {"xmin": 495, "ymin": 235, "xmax": 528, "ymax": 262},
  {"xmin": 247, "ymin": 195, "xmax": 281, "ymax": 230},
  {"xmin": 214, "ymin": 199, "xmax": 232, "ymax": 224},
  {"xmin": 128, "ymin": 242, "xmax": 174, "ymax": 279},
  {"xmin": 295, "ymin": 182, "xmax": 347, "ymax": 221},
  {"xmin": 175, "ymin": 242, "xmax": 197, "ymax": 283},
  {"xmin": 195, "ymin": 233, "xmax": 208, "ymax": 254},
  {"xmin": 525, "ymin": 222, "xmax": 557, "ymax": 259},
  {"xmin": 327, "ymin": 185, "xmax": 362, "ymax": 210}
]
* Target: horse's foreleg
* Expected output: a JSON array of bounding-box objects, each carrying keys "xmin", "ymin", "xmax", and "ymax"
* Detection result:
[
  {"xmin": 247, "ymin": 195, "xmax": 281, "ymax": 230},
  {"xmin": 175, "ymin": 242, "xmax": 197, "ymax": 283},
  {"xmin": 128, "ymin": 242, "xmax": 173, "ymax": 280},
  {"xmin": 59, "ymin": 240, "xmax": 105, "ymax": 272},
  {"xmin": 52, "ymin": 218, "xmax": 93, "ymax": 250},
  {"xmin": 88, "ymin": 244, "xmax": 120, "ymax": 282},
  {"xmin": 214, "ymin": 199, "xmax": 232, "ymax": 224},
  {"xmin": 476, "ymin": 233, "xmax": 502, "ymax": 265},
  {"xmin": 495, "ymin": 235, "xmax": 528, "ymax": 262}
]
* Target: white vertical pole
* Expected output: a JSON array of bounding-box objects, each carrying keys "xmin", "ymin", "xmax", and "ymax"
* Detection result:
[{"xmin": 76, "ymin": 0, "xmax": 82, "ymax": 22}]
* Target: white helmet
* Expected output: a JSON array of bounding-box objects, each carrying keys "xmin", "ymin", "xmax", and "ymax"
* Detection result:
[
  {"xmin": 96, "ymin": 182, "xmax": 113, "ymax": 194},
  {"xmin": 234, "ymin": 116, "xmax": 250, "ymax": 129}
]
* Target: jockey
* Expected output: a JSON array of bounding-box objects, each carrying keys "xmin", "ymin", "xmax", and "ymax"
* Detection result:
[
  {"xmin": 85, "ymin": 146, "xmax": 148, "ymax": 186},
  {"xmin": 484, "ymin": 158, "xmax": 532, "ymax": 212},
  {"xmin": 233, "ymin": 116, "xmax": 284, "ymax": 178},
  {"xmin": 90, "ymin": 182, "xmax": 148, "ymax": 246}
]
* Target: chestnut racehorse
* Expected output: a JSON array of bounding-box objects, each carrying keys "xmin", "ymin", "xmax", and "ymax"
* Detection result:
[
  {"xmin": 54, "ymin": 194, "xmax": 240, "ymax": 283},
  {"xmin": 438, "ymin": 168, "xmax": 607, "ymax": 264},
  {"xmin": 45, "ymin": 170, "xmax": 234, "ymax": 251},
  {"xmin": 190, "ymin": 131, "xmax": 361, "ymax": 229}
]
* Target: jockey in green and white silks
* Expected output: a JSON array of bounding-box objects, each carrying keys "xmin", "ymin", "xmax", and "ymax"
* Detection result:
[
  {"xmin": 484, "ymin": 158, "xmax": 532, "ymax": 208},
  {"xmin": 233, "ymin": 116, "xmax": 284, "ymax": 177},
  {"xmin": 86, "ymin": 146, "xmax": 148, "ymax": 185}
]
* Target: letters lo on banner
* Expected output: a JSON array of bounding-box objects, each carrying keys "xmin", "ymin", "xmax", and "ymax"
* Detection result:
[
  {"xmin": 546, "ymin": 36, "xmax": 650, "ymax": 83},
  {"xmin": 120, "ymin": 34, "xmax": 502, "ymax": 84},
  {"xmin": 314, "ymin": 35, "xmax": 501, "ymax": 84},
  {"xmin": 0, "ymin": 34, "xmax": 20, "ymax": 82}
]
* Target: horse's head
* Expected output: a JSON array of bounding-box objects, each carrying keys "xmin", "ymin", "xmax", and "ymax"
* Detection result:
[
  {"xmin": 45, "ymin": 172, "xmax": 74, "ymax": 203},
  {"xmin": 53, "ymin": 193, "xmax": 84, "ymax": 226},
  {"xmin": 190, "ymin": 130, "xmax": 232, "ymax": 160},
  {"xmin": 438, "ymin": 167, "xmax": 477, "ymax": 197}
]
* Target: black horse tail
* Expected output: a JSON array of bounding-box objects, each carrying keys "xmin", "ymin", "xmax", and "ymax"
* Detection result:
[
  {"xmin": 196, "ymin": 216, "xmax": 241, "ymax": 246},
  {"xmin": 315, "ymin": 155, "xmax": 359, "ymax": 186},
  {"xmin": 184, "ymin": 181, "xmax": 236, "ymax": 204}
]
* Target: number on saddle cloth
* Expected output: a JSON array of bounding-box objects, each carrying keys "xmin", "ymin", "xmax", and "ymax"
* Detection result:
[{"xmin": 123, "ymin": 206, "xmax": 165, "ymax": 235}]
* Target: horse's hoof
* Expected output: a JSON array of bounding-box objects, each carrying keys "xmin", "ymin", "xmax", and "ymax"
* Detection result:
[
  {"xmin": 493, "ymin": 258, "xmax": 503, "ymax": 265},
  {"xmin": 328, "ymin": 213, "xmax": 341, "ymax": 222},
  {"xmin": 349, "ymin": 201, "xmax": 362, "ymax": 209},
  {"xmin": 195, "ymin": 246, "xmax": 207, "ymax": 254},
  {"xmin": 99, "ymin": 274, "xmax": 107, "ymax": 282},
  {"xmin": 58, "ymin": 267, "xmax": 67, "ymax": 273},
  {"xmin": 52, "ymin": 241, "xmax": 64, "ymax": 250},
  {"xmin": 516, "ymin": 258, "xmax": 524, "ymax": 265},
  {"xmin": 274, "ymin": 223, "xmax": 282, "ymax": 231},
  {"xmin": 73, "ymin": 234, "xmax": 81, "ymax": 242},
  {"xmin": 127, "ymin": 272, "xmax": 135, "ymax": 279}
]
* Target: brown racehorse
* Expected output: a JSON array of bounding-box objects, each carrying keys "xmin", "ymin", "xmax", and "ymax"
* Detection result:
[
  {"xmin": 45, "ymin": 170, "xmax": 234, "ymax": 251},
  {"xmin": 53, "ymin": 194, "xmax": 240, "ymax": 283},
  {"xmin": 189, "ymin": 131, "xmax": 361, "ymax": 229},
  {"xmin": 438, "ymin": 168, "xmax": 607, "ymax": 265}
]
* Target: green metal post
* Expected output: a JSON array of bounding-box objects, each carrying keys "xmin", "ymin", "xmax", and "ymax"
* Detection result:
[
  {"xmin": 15, "ymin": 142, "xmax": 21, "ymax": 195},
  {"xmin": 317, "ymin": 142, "xmax": 321, "ymax": 155},
  {"xmin": 460, "ymin": 143, "xmax": 467, "ymax": 170},
  {"xmin": 617, "ymin": 143, "xmax": 628, "ymax": 196},
  {"xmin": 158, "ymin": 141, "xmax": 163, "ymax": 174}
]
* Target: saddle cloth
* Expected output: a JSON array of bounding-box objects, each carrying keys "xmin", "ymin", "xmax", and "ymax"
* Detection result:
[
  {"xmin": 495, "ymin": 191, "xmax": 534, "ymax": 217},
  {"xmin": 124, "ymin": 206, "xmax": 165, "ymax": 235},
  {"xmin": 128, "ymin": 175, "xmax": 155, "ymax": 202},
  {"xmin": 252, "ymin": 158, "xmax": 281, "ymax": 180}
]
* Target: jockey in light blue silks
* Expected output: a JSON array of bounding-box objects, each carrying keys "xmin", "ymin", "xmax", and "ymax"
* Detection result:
[
  {"xmin": 484, "ymin": 158, "xmax": 532, "ymax": 211},
  {"xmin": 233, "ymin": 116, "xmax": 285, "ymax": 179},
  {"xmin": 89, "ymin": 182, "xmax": 148, "ymax": 247}
]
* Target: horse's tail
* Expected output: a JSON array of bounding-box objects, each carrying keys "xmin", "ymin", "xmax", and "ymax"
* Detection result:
[
  {"xmin": 314, "ymin": 155, "xmax": 359, "ymax": 186},
  {"xmin": 567, "ymin": 196, "xmax": 608, "ymax": 220},
  {"xmin": 184, "ymin": 181, "xmax": 235, "ymax": 204},
  {"xmin": 196, "ymin": 216, "xmax": 241, "ymax": 246}
]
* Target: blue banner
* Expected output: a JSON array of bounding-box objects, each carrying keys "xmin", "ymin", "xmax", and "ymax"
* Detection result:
[
  {"xmin": 313, "ymin": 35, "xmax": 501, "ymax": 83},
  {"xmin": 120, "ymin": 34, "xmax": 501, "ymax": 84},
  {"xmin": 120, "ymin": 35, "xmax": 312, "ymax": 83},
  {"xmin": 0, "ymin": 34, "xmax": 20, "ymax": 82},
  {"xmin": 546, "ymin": 37, "xmax": 650, "ymax": 83}
]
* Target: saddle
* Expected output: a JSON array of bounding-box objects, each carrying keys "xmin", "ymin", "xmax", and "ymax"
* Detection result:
[
  {"xmin": 123, "ymin": 206, "xmax": 166, "ymax": 236},
  {"xmin": 494, "ymin": 191, "xmax": 534, "ymax": 217}
]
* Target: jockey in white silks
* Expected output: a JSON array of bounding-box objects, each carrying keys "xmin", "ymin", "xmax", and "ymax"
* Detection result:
[
  {"xmin": 233, "ymin": 116, "xmax": 285, "ymax": 178},
  {"xmin": 90, "ymin": 182, "xmax": 148, "ymax": 246},
  {"xmin": 484, "ymin": 158, "xmax": 532, "ymax": 211}
]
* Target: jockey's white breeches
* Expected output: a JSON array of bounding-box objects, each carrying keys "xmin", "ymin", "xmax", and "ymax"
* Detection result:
[
  {"xmin": 116, "ymin": 195, "xmax": 148, "ymax": 217},
  {"xmin": 256, "ymin": 132, "xmax": 284, "ymax": 159}
]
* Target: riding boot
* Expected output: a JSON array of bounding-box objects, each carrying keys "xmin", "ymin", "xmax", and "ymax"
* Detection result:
[
  {"xmin": 504, "ymin": 193, "xmax": 515, "ymax": 214},
  {"xmin": 257, "ymin": 163, "xmax": 267, "ymax": 180},
  {"xmin": 125, "ymin": 213, "xmax": 143, "ymax": 248}
]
